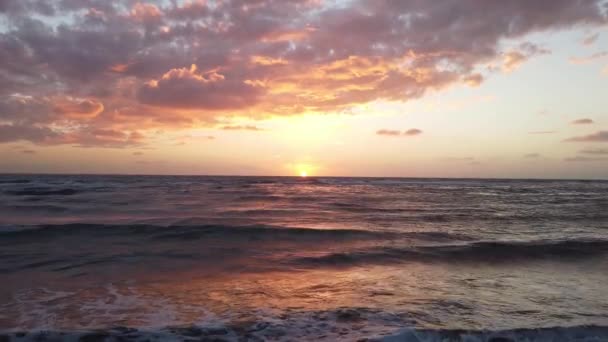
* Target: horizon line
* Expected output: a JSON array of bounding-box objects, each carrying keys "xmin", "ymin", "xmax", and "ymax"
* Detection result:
[{"xmin": 0, "ymin": 172, "xmax": 606, "ymax": 182}]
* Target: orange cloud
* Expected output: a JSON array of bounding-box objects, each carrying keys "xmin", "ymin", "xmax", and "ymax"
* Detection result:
[
  {"xmin": 52, "ymin": 98, "xmax": 104, "ymax": 119},
  {"xmin": 130, "ymin": 2, "xmax": 162, "ymax": 22},
  {"xmin": 501, "ymin": 43, "xmax": 550, "ymax": 73},
  {"xmin": 260, "ymin": 28, "xmax": 315, "ymax": 43},
  {"xmin": 0, "ymin": 0, "xmax": 605, "ymax": 147},
  {"xmin": 463, "ymin": 74, "xmax": 484, "ymax": 87},
  {"xmin": 250, "ymin": 56, "xmax": 288, "ymax": 66}
]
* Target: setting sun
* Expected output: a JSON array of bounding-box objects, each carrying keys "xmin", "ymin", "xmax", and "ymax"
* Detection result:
[{"xmin": 300, "ymin": 170, "xmax": 308, "ymax": 177}]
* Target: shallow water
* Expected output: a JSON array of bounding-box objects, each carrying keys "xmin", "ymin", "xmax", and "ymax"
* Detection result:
[{"xmin": 1, "ymin": 175, "xmax": 608, "ymax": 340}]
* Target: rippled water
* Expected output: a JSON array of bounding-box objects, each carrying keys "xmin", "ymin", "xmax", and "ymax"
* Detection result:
[{"xmin": 1, "ymin": 175, "xmax": 607, "ymax": 341}]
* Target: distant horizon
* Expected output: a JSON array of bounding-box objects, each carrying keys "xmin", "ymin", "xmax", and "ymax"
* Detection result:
[{"xmin": 2, "ymin": 172, "xmax": 607, "ymax": 182}]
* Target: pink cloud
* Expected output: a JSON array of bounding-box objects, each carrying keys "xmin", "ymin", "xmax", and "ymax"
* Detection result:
[
  {"xmin": 0, "ymin": 0, "xmax": 606, "ymax": 146},
  {"xmin": 404, "ymin": 129, "xmax": 423, "ymax": 136},
  {"xmin": 138, "ymin": 65, "xmax": 263, "ymax": 110},
  {"xmin": 564, "ymin": 131, "xmax": 608, "ymax": 142}
]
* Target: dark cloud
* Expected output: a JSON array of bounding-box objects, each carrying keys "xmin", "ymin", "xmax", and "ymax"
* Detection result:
[
  {"xmin": 0, "ymin": 0, "xmax": 606, "ymax": 146},
  {"xmin": 571, "ymin": 118, "xmax": 594, "ymax": 124},
  {"xmin": 21, "ymin": 149, "xmax": 37, "ymax": 154},
  {"xmin": 564, "ymin": 131, "xmax": 608, "ymax": 142}
]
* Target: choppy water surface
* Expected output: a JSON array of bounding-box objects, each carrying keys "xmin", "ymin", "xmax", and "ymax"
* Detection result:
[{"xmin": 1, "ymin": 175, "xmax": 608, "ymax": 341}]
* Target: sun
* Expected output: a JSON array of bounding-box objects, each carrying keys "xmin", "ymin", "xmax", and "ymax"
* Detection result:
[{"xmin": 299, "ymin": 170, "xmax": 308, "ymax": 177}]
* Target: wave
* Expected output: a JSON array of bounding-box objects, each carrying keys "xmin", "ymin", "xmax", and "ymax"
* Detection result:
[
  {"xmin": 0, "ymin": 223, "xmax": 396, "ymax": 241},
  {"xmin": 5, "ymin": 187, "xmax": 82, "ymax": 196},
  {"xmin": 381, "ymin": 325, "xmax": 608, "ymax": 341},
  {"xmin": 0, "ymin": 179, "xmax": 31, "ymax": 184},
  {"xmin": 291, "ymin": 238, "xmax": 608, "ymax": 267},
  {"xmin": 0, "ymin": 223, "xmax": 479, "ymax": 246},
  {"xmin": 2, "ymin": 324, "xmax": 607, "ymax": 342}
]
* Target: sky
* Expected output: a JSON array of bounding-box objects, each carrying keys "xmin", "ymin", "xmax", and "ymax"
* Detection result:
[{"xmin": 0, "ymin": 0, "xmax": 607, "ymax": 178}]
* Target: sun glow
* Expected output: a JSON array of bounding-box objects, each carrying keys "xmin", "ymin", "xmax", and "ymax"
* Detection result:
[{"xmin": 300, "ymin": 170, "xmax": 308, "ymax": 177}]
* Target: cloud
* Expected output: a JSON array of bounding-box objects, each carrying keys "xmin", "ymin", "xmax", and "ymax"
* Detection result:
[
  {"xmin": 376, "ymin": 129, "xmax": 422, "ymax": 136},
  {"xmin": 463, "ymin": 73, "xmax": 484, "ymax": 87},
  {"xmin": 135, "ymin": 160, "xmax": 166, "ymax": 165},
  {"xmin": 524, "ymin": 153, "xmax": 541, "ymax": 159},
  {"xmin": 572, "ymin": 118, "xmax": 594, "ymax": 124},
  {"xmin": 221, "ymin": 125, "xmax": 264, "ymax": 131},
  {"xmin": 537, "ymin": 109, "xmax": 550, "ymax": 116},
  {"xmin": 445, "ymin": 157, "xmax": 476, "ymax": 162},
  {"xmin": 0, "ymin": 124, "xmax": 63, "ymax": 144},
  {"xmin": 564, "ymin": 131, "xmax": 608, "ymax": 142},
  {"xmin": 133, "ymin": 151, "xmax": 144, "ymax": 156},
  {"xmin": 0, "ymin": 0, "xmax": 606, "ymax": 146},
  {"xmin": 376, "ymin": 129, "xmax": 401, "ymax": 136},
  {"xmin": 444, "ymin": 157, "xmax": 480, "ymax": 165},
  {"xmin": 501, "ymin": 43, "xmax": 550, "ymax": 73},
  {"xmin": 0, "ymin": 123, "xmax": 144, "ymax": 147},
  {"xmin": 580, "ymin": 148, "xmax": 608, "ymax": 155},
  {"xmin": 565, "ymin": 156, "xmax": 608, "ymax": 162},
  {"xmin": 404, "ymin": 129, "xmax": 423, "ymax": 136},
  {"xmin": 130, "ymin": 2, "xmax": 162, "ymax": 23},
  {"xmin": 21, "ymin": 149, "xmax": 36, "ymax": 154},
  {"xmin": 529, "ymin": 131, "xmax": 556, "ymax": 134},
  {"xmin": 569, "ymin": 51, "xmax": 608, "ymax": 64},
  {"xmin": 137, "ymin": 65, "xmax": 263, "ymax": 110},
  {"xmin": 174, "ymin": 133, "xmax": 216, "ymax": 145},
  {"xmin": 582, "ymin": 33, "xmax": 600, "ymax": 45},
  {"xmin": 52, "ymin": 98, "xmax": 104, "ymax": 119}
]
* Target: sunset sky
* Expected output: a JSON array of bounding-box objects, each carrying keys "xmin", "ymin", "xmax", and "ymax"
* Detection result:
[{"xmin": 1, "ymin": 0, "xmax": 607, "ymax": 178}]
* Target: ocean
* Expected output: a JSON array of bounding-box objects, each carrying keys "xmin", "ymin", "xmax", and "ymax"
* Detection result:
[{"xmin": 1, "ymin": 174, "xmax": 607, "ymax": 341}]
